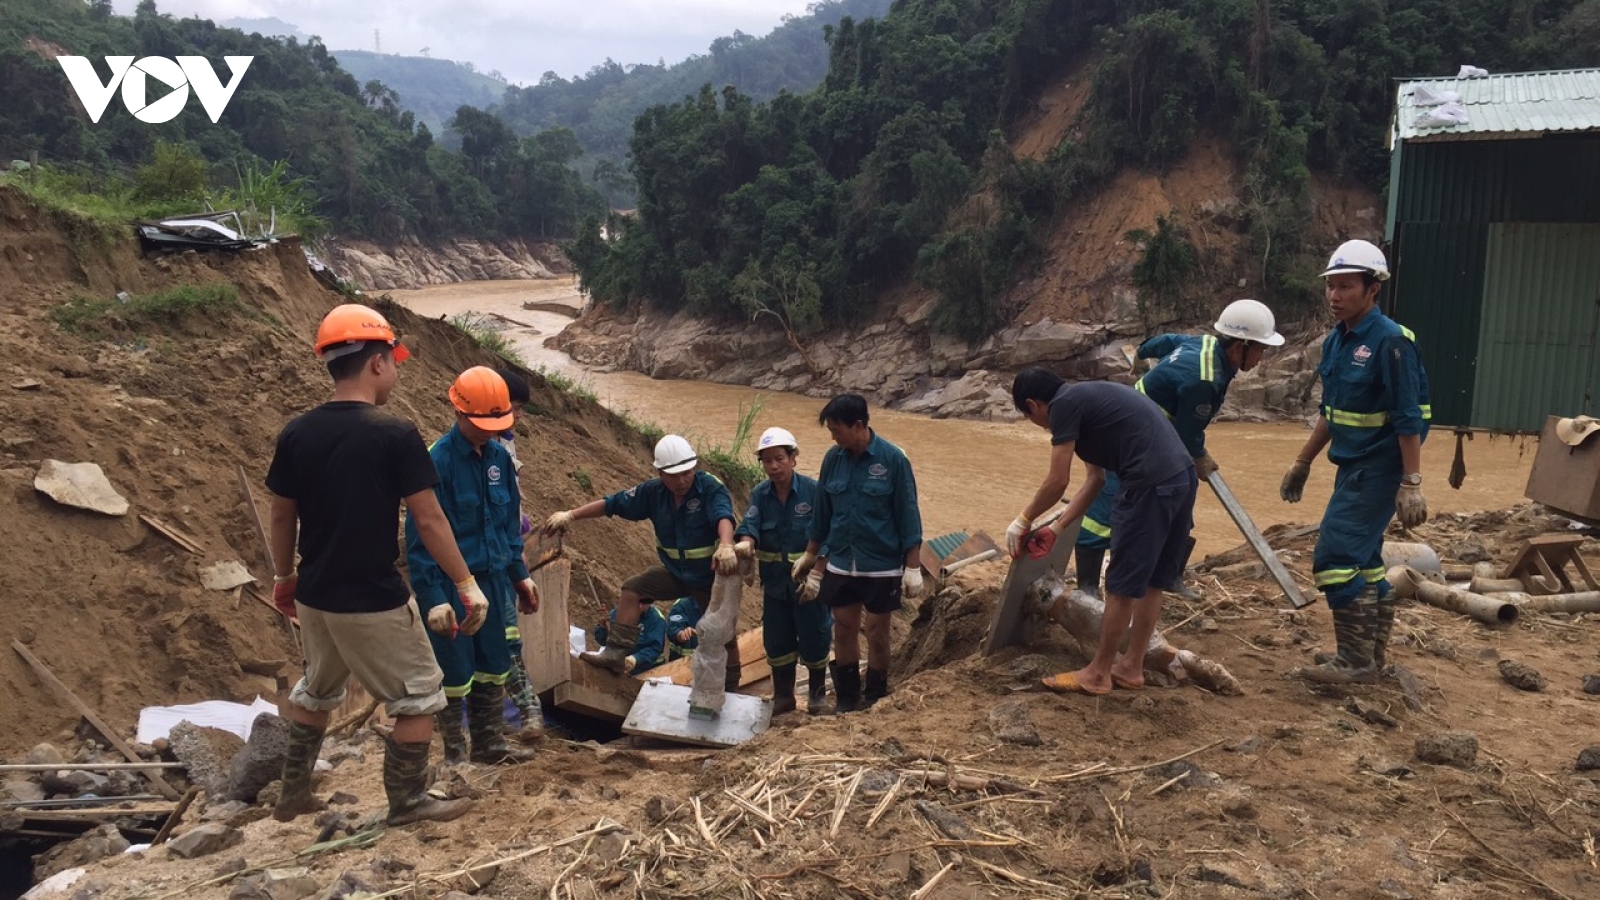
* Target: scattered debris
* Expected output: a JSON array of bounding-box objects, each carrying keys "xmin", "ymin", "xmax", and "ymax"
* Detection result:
[
  {"xmin": 199, "ymin": 560, "xmax": 256, "ymax": 591},
  {"xmin": 1497, "ymin": 659, "xmax": 1547, "ymax": 692},
  {"xmin": 987, "ymin": 699, "xmax": 1042, "ymax": 746},
  {"xmin": 33, "ymin": 460, "xmax": 129, "ymax": 516},
  {"xmin": 1415, "ymin": 731, "xmax": 1479, "ymax": 768},
  {"xmin": 165, "ymin": 822, "xmax": 243, "ymax": 859}
]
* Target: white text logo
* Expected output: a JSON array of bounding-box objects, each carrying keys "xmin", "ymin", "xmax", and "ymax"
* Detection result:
[{"xmin": 57, "ymin": 56, "xmax": 253, "ymax": 124}]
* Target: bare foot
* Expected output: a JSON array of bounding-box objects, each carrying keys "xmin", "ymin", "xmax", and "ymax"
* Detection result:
[{"xmin": 1108, "ymin": 660, "xmax": 1145, "ymax": 690}]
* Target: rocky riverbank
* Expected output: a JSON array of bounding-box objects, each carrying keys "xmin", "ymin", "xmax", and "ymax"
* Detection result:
[{"xmin": 320, "ymin": 235, "xmax": 568, "ymax": 291}]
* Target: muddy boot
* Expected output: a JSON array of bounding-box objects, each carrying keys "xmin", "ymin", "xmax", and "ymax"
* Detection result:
[
  {"xmin": 504, "ymin": 652, "xmax": 544, "ymax": 738},
  {"xmin": 770, "ymin": 664, "xmax": 797, "ymax": 715},
  {"xmin": 272, "ymin": 721, "xmax": 326, "ymax": 822},
  {"xmin": 1370, "ymin": 589, "xmax": 1397, "ymax": 671},
  {"xmin": 1299, "ymin": 602, "xmax": 1377, "ymax": 684},
  {"xmin": 1315, "ymin": 587, "xmax": 1378, "ymax": 665},
  {"xmin": 435, "ymin": 696, "xmax": 468, "ymax": 765},
  {"xmin": 832, "ymin": 662, "xmax": 862, "ymax": 714},
  {"xmin": 384, "ymin": 734, "xmax": 473, "ymax": 826},
  {"xmin": 468, "ymin": 683, "xmax": 535, "ymax": 765},
  {"xmin": 724, "ymin": 639, "xmax": 743, "ymax": 693},
  {"xmin": 579, "ymin": 620, "xmax": 639, "ymax": 673},
  {"xmin": 862, "ymin": 667, "xmax": 890, "ymax": 707},
  {"xmin": 806, "ymin": 666, "xmax": 828, "ymax": 715}
]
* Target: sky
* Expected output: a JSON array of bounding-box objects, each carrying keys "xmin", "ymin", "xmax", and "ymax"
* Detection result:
[{"xmin": 113, "ymin": 0, "xmax": 820, "ymax": 85}]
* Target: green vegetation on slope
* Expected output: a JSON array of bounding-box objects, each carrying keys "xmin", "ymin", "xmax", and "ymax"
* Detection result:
[
  {"xmin": 0, "ymin": 0, "xmax": 603, "ymax": 240},
  {"xmin": 332, "ymin": 50, "xmax": 508, "ymax": 135},
  {"xmin": 572, "ymin": 0, "xmax": 1600, "ymax": 337}
]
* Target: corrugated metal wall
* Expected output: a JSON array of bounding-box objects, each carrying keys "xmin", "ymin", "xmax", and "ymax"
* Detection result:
[
  {"xmin": 1473, "ymin": 224, "xmax": 1600, "ymax": 432},
  {"xmin": 1388, "ymin": 134, "xmax": 1600, "ymax": 429}
]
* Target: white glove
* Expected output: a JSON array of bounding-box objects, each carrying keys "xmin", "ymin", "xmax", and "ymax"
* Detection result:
[
  {"xmin": 543, "ymin": 510, "xmax": 575, "ymax": 535},
  {"xmin": 733, "ymin": 540, "xmax": 756, "ymax": 560},
  {"xmin": 713, "ymin": 542, "xmax": 739, "ymax": 577},
  {"xmin": 798, "ymin": 570, "xmax": 823, "ymax": 604},
  {"xmin": 455, "ymin": 577, "xmax": 490, "ymax": 636},
  {"xmin": 426, "ymin": 603, "xmax": 458, "ymax": 636},
  {"xmin": 791, "ymin": 551, "xmax": 817, "ymax": 583},
  {"xmin": 1006, "ymin": 514, "xmax": 1033, "ymax": 559},
  {"xmin": 902, "ymin": 567, "xmax": 924, "ymax": 599}
]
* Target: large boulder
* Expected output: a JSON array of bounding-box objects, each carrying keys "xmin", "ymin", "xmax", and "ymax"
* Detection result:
[
  {"xmin": 168, "ymin": 722, "xmax": 246, "ymax": 797},
  {"xmin": 227, "ymin": 713, "xmax": 290, "ymax": 802}
]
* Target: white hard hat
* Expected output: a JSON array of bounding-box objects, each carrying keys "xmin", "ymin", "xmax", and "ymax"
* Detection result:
[
  {"xmin": 756, "ymin": 426, "xmax": 798, "ymax": 454},
  {"xmin": 653, "ymin": 434, "xmax": 697, "ymax": 474},
  {"xmin": 1321, "ymin": 239, "xmax": 1390, "ymax": 282},
  {"xmin": 1213, "ymin": 299, "xmax": 1285, "ymax": 346}
]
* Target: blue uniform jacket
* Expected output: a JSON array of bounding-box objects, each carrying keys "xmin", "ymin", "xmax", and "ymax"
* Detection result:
[
  {"xmin": 405, "ymin": 425, "xmax": 530, "ymax": 613},
  {"xmin": 1134, "ymin": 333, "xmax": 1235, "ymax": 459},
  {"xmin": 603, "ymin": 471, "xmax": 734, "ymax": 591},
  {"xmin": 737, "ymin": 474, "xmax": 819, "ymax": 602},
  {"xmin": 810, "ymin": 432, "xmax": 922, "ymax": 573},
  {"xmin": 594, "ymin": 605, "xmax": 668, "ymax": 673},
  {"xmin": 1316, "ymin": 309, "xmax": 1431, "ymax": 468},
  {"xmin": 666, "ymin": 596, "xmax": 703, "ymax": 656}
]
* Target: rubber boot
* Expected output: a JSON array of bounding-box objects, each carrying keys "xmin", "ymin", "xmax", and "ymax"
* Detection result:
[
  {"xmin": 272, "ymin": 720, "xmax": 326, "ymax": 822},
  {"xmin": 383, "ymin": 734, "xmax": 473, "ymax": 826},
  {"xmin": 806, "ymin": 666, "xmax": 828, "ymax": 715},
  {"xmin": 503, "ymin": 650, "xmax": 544, "ymax": 739},
  {"xmin": 434, "ymin": 696, "xmax": 468, "ymax": 765},
  {"xmin": 832, "ymin": 662, "xmax": 862, "ymax": 714},
  {"xmin": 468, "ymin": 683, "xmax": 535, "ymax": 765},
  {"xmin": 1300, "ymin": 602, "xmax": 1377, "ymax": 684},
  {"xmin": 580, "ymin": 619, "xmax": 639, "ymax": 673},
  {"xmin": 1315, "ymin": 586, "xmax": 1380, "ymax": 666},
  {"xmin": 1370, "ymin": 590, "xmax": 1398, "ymax": 671},
  {"xmin": 724, "ymin": 639, "xmax": 743, "ymax": 693},
  {"xmin": 770, "ymin": 664, "xmax": 797, "ymax": 715},
  {"xmin": 863, "ymin": 667, "xmax": 890, "ymax": 708}
]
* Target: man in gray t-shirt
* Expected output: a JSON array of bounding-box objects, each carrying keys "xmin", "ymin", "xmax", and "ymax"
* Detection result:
[{"xmin": 1009, "ymin": 368, "xmax": 1198, "ymax": 696}]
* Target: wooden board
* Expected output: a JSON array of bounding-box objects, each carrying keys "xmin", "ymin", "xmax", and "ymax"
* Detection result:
[
  {"xmin": 1205, "ymin": 470, "xmax": 1313, "ymax": 609},
  {"xmin": 554, "ymin": 663, "xmax": 641, "ymax": 722},
  {"xmin": 621, "ymin": 681, "xmax": 772, "ymax": 748},
  {"xmin": 645, "ymin": 628, "xmax": 769, "ymax": 688},
  {"xmin": 981, "ymin": 517, "xmax": 1078, "ymax": 657},
  {"xmin": 522, "ymin": 559, "xmax": 573, "ymax": 696}
]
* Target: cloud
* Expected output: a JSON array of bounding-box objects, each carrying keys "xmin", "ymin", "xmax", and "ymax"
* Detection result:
[{"xmin": 114, "ymin": 0, "xmax": 816, "ymax": 83}]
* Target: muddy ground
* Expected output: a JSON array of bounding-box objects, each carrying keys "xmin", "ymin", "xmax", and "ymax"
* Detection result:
[{"xmin": 4, "ymin": 185, "xmax": 1600, "ymax": 899}]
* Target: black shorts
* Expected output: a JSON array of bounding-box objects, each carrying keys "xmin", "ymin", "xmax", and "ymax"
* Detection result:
[
  {"xmin": 817, "ymin": 570, "xmax": 902, "ymax": 615},
  {"xmin": 1106, "ymin": 467, "xmax": 1198, "ymax": 598}
]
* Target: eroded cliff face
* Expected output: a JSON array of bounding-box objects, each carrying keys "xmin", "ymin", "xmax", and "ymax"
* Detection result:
[{"xmin": 321, "ymin": 235, "xmax": 569, "ymax": 290}]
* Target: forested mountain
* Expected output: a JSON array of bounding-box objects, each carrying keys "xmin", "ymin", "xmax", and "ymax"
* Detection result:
[
  {"xmin": 332, "ymin": 50, "xmax": 508, "ymax": 135},
  {"xmin": 0, "ymin": 0, "xmax": 603, "ymax": 240},
  {"xmin": 496, "ymin": 0, "xmax": 893, "ymax": 200},
  {"xmin": 571, "ymin": 0, "xmax": 1600, "ymax": 338}
]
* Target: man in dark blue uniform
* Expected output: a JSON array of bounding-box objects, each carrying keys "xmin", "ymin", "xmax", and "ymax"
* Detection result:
[
  {"xmin": 1010, "ymin": 369, "xmax": 1197, "ymax": 695},
  {"xmin": 1075, "ymin": 299, "xmax": 1284, "ymax": 599},
  {"xmin": 543, "ymin": 434, "xmax": 740, "ymax": 681},
  {"xmin": 734, "ymin": 427, "xmax": 832, "ymax": 716},
  {"xmin": 1281, "ymin": 239, "xmax": 1431, "ymax": 683}
]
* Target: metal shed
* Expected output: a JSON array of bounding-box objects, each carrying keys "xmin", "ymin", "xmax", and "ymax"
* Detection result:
[{"xmin": 1386, "ymin": 68, "xmax": 1600, "ymax": 433}]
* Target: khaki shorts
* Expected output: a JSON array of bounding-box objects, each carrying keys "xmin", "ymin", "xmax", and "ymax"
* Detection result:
[
  {"xmin": 621, "ymin": 565, "xmax": 712, "ymax": 605},
  {"xmin": 289, "ymin": 600, "xmax": 446, "ymax": 718}
]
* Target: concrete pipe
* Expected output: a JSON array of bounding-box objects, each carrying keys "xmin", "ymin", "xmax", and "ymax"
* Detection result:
[
  {"xmin": 939, "ymin": 548, "xmax": 1000, "ymax": 579},
  {"xmin": 1515, "ymin": 592, "xmax": 1600, "ymax": 614},
  {"xmin": 1388, "ymin": 565, "xmax": 1518, "ymax": 627}
]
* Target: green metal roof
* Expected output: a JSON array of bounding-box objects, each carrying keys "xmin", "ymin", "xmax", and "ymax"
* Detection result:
[{"xmin": 1393, "ymin": 68, "xmax": 1600, "ymax": 143}]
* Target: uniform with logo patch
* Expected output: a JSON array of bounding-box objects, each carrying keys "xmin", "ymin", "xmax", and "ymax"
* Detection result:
[
  {"xmin": 605, "ymin": 471, "xmax": 735, "ymax": 605},
  {"xmin": 404, "ymin": 425, "xmax": 529, "ymax": 715},
  {"xmin": 737, "ymin": 473, "xmax": 832, "ymax": 698},
  {"xmin": 1311, "ymin": 309, "xmax": 1431, "ymax": 608},
  {"xmin": 1075, "ymin": 333, "xmax": 1234, "ymax": 595}
]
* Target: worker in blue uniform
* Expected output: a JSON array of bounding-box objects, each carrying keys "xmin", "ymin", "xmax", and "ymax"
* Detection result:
[
  {"xmin": 1075, "ymin": 299, "xmax": 1285, "ymax": 600},
  {"xmin": 1281, "ymin": 239, "xmax": 1431, "ymax": 683},
  {"xmin": 405, "ymin": 367, "xmax": 537, "ymax": 765},
  {"xmin": 542, "ymin": 434, "xmax": 741, "ymax": 683},
  {"xmin": 593, "ymin": 598, "xmax": 669, "ymax": 675},
  {"xmin": 734, "ymin": 427, "xmax": 833, "ymax": 716}
]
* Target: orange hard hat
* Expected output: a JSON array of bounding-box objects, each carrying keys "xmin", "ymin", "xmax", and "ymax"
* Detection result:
[
  {"xmin": 314, "ymin": 304, "xmax": 410, "ymax": 362},
  {"xmin": 449, "ymin": 366, "xmax": 514, "ymax": 431}
]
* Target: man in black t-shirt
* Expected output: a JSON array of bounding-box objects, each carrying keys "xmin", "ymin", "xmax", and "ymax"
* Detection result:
[
  {"xmin": 266, "ymin": 304, "xmax": 486, "ymax": 826},
  {"xmin": 1009, "ymin": 368, "xmax": 1198, "ymax": 697}
]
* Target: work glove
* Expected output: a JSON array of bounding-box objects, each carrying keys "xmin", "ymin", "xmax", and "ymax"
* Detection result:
[
  {"xmin": 543, "ymin": 510, "xmax": 575, "ymax": 535},
  {"xmin": 791, "ymin": 551, "xmax": 817, "ymax": 583},
  {"xmin": 733, "ymin": 540, "xmax": 756, "ymax": 560},
  {"xmin": 455, "ymin": 577, "xmax": 490, "ymax": 636},
  {"xmin": 1280, "ymin": 460, "xmax": 1311, "ymax": 503},
  {"xmin": 1194, "ymin": 452, "xmax": 1219, "ymax": 480},
  {"xmin": 272, "ymin": 573, "xmax": 297, "ymax": 619},
  {"xmin": 798, "ymin": 569, "xmax": 823, "ymax": 604},
  {"xmin": 1023, "ymin": 527, "xmax": 1057, "ymax": 560},
  {"xmin": 514, "ymin": 577, "xmax": 540, "ymax": 615},
  {"xmin": 1006, "ymin": 514, "xmax": 1033, "ymax": 559},
  {"xmin": 1396, "ymin": 480, "xmax": 1429, "ymax": 529},
  {"xmin": 621, "ymin": 655, "xmax": 639, "ymax": 676},
  {"xmin": 426, "ymin": 603, "xmax": 458, "ymax": 636},
  {"xmin": 902, "ymin": 567, "xmax": 924, "ymax": 599},
  {"xmin": 713, "ymin": 542, "xmax": 739, "ymax": 577}
]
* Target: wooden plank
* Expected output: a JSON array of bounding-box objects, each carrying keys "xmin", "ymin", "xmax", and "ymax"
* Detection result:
[
  {"xmin": 1205, "ymin": 471, "xmax": 1313, "ymax": 609},
  {"xmin": 553, "ymin": 681, "xmax": 634, "ymax": 722},
  {"xmin": 523, "ymin": 559, "xmax": 572, "ymax": 696},
  {"xmin": 236, "ymin": 464, "xmax": 301, "ymax": 654},
  {"xmin": 11, "ymin": 642, "xmax": 182, "ymax": 800},
  {"xmin": 150, "ymin": 787, "xmax": 200, "ymax": 846},
  {"xmin": 982, "ymin": 515, "xmax": 1078, "ymax": 656},
  {"xmin": 646, "ymin": 628, "xmax": 768, "ymax": 688},
  {"xmin": 0, "ymin": 762, "xmax": 183, "ymax": 773},
  {"xmin": 138, "ymin": 514, "xmax": 203, "ymax": 555},
  {"xmin": 18, "ymin": 806, "xmax": 177, "ymax": 821}
]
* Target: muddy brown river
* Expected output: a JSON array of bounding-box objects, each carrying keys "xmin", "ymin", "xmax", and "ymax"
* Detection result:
[{"xmin": 393, "ymin": 278, "xmax": 1538, "ymax": 559}]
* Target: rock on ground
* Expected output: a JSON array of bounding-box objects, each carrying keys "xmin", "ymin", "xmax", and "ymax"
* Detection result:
[
  {"xmin": 1415, "ymin": 731, "xmax": 1479, "ymax": 768},
  {"xmin": 167, "ymin": 822, "xmax": 244, "ymax": 860},
  {"xmin": 228, "ymin": 713, "xmax": 289, "ymax": 802},
  {"xmin": 987, "ymin": 699, "xmax": 1043, "ymax": 746},
  {"xmin": 1577, "ymin": 747, "xmax": 1600, "ymax": 771},
  {"xmin": 169, "ymin": 722, "xmax": 246, "ymax": 797},
  {"xmin": 31, "ymin": 823, "xmax": 128, "ymax": 882},
  {"xmin": 1497, "ymin": 659, "xmax": 1546, "ymax": 692}
]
